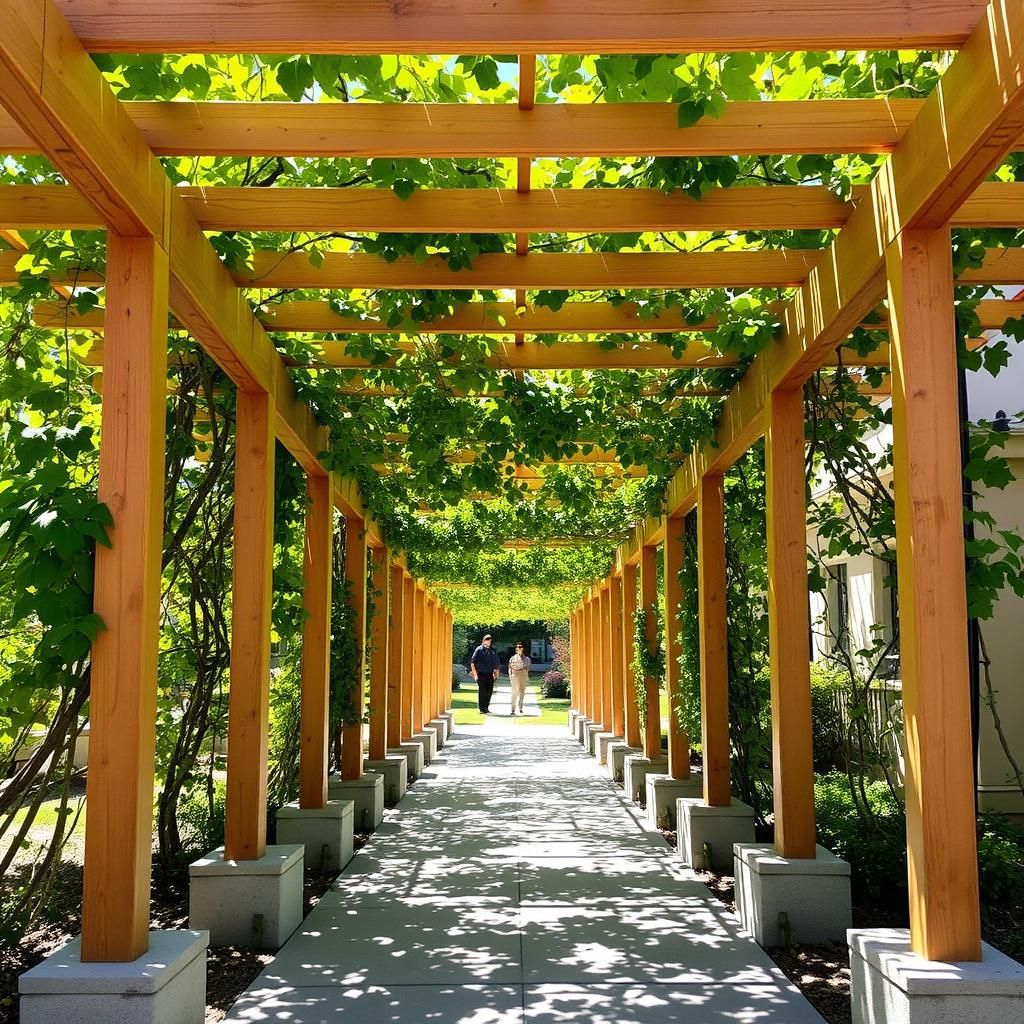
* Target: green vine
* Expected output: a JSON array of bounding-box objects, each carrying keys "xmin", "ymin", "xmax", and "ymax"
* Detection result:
[{"xmin": 631, "ymin": 607, "xmax": 665, "ymax": 723}]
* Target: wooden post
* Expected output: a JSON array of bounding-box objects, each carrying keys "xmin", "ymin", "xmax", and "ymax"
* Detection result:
[
  {"xmin": 340, "ymin": 517, "xmax": 367, "ymax": 780},
  {"xmin": 367, "ymin": 547, "xmax": 390, "ymax": 761},
  {"xmin": 640, "ymin": 544, "xmax": 662, "ymax": 760},
  {"xmin": 570, "ymin": 609, "xmax": 579, "ymax": 711},
  {"xmin": 609, "ymin": 576, "xmax": 625, "ymax": 737},
  {"xmin": 299, "ymin": 472, "xmax": 332, "ymax": 810},
  {"xmin": 81, "ymin": 235, "xmax": 168, "ymax": 963},
  {"xmin": 586, "ymin": 595, "xmax": 597, "ymax": 724},
  {"xmin": 401, "ymin": 574, "xmax": 416, "ymax": 739},
  {"xmin": 412, "ymin": 584, "xmax": 426, "ymax": 731},
  {"xmin": 424, "ymin": 594, "xmax": 436, "ymax": 723},
  {"xmin": 622, "ymin": 560, "xmax": 642, "ymax": 748},
  {"xmin": 600, "ymin": 585, "xmax": 613, "ymax": 734},
  {"xmin": 224, "ymin": 388, "xmax": 276, "ymax": 860},
  {"xmin": 765, "ymin": 386, "xmax": 816, "ymax": 859},
  {"xmin": 698, "ymin": 474, "xmax": 731, "ymax": 807},
  {"xmin": 887, "ymin": 227, "xmax": 981, "ymax": 962},
  {"xmin": 664, "ymin": 515, "xmax": 690, "ymax": 779},
  {"xmin": 387, "ymin": 563, "xmax": 404, "ymax": 750}
]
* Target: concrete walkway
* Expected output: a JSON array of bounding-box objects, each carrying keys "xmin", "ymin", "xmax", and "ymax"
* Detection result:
[{"xmin": 225, "ymin": 722, "xmax": 825, "ymax": 1023}]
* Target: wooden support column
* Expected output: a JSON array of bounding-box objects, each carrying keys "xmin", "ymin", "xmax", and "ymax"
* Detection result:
[
  {"xmin": 423, "ymin": 594, "xmax": 435, "ymax": 724},
  {"xmin": 664, "ymin": 515, "xmax": 690, "ymax": 779},
  {"xmin": 887, "ymin": 227, "xmax": 981, "ymax": 962},
  {"xmin": 586, "ymin": 595, "xmax": 598, "ymax": 724},
  {"xmin": 412, "ymin": 585, "xmax": 426, "ymax": 731},
  {"xmin": 339, "ymin": 517, "xmax": 367, "ymax": 780},
  {"xmin": 765, "ymin": 386, "xmax": 816, "ymax": 859},
  {"xmin": 81, "ymin": 235, "xmax": 168, "ymax": 963},
  {"xmin": 367, "ymin": 548, "xmax": 390, "ymax": 761},
  {"xmin": 401, "ymin": 574, "xmax": 416, "ymax": 739},
  {"xmin": 622, "ymin": 560, "xmax": 642, "ymax": 748},
  {"xmin": 609, "ymin": 577, "xmax": 625, "ymax": 737},
  {"xmin": 299, "ymin": 472, "xmax": 332, "ymax": 810},
  {"xmin": 640, "ymin": 544, "xmax": 662, "ymax": 760},
  {"xmin": 386, "ymin": 563, "xmax": 405, "ymax": 750},
  {"xmin": 578, "ymin": 603, "xmax": 588, "ymax": 718},
  {"xmin": 224, "ymin": 388, "xmax": 276, "ymax": 860},
  {"xmin": 698, "ymin": 474, "xmax": 731, "ymax": 807},
  {"xmin": 570, "ymin": 610, "xmax": 578, "ymax": 711},
  {"xmin": 600, "ymin": 585, "xmax": 614, "ymax": 734}
]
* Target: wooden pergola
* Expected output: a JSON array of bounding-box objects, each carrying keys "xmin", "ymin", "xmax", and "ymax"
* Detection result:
[{"xmin": 3, "ymin": 0, "xmax": 1022, "ymax": 985}]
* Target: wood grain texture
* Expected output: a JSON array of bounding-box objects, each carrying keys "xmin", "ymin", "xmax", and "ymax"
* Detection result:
[
  {"xmin": 80, "ymin": 235, "xmax": 168, "ymax": 962},
  {"xmin": 609, "ymin": 576, "xmax": 626, "ymax": 738},
  {"xmin": 367, "ymin": 549, "xmax": 390, "ymax": 761},
  {"xmin": 387, "ymin": 564, "xmax": 405, "ymax": 750},
  {"xmin": 299, "ymin": 473, "xmax": 333, "ymax": 810},
  {"xmin": 640, "ymin": 545, "xmax": 662, "ymax": 761},
  {"xmin": 764, "ymin": 387, "xmax": 816, "ymax": 859},
  {"xmin": 663, "ymin": 515, "xmax": 690, "ymax": 780},
  {"xmin": 697, "ymin": 474, "xmax": 731, "ymax": 808},
  {"xmin": 224, "ymin": 390, "xmax": 276, "ymax": 860},
  {"xmin": 55, "ymin": 1, "xmax": 989, "ymax": 54},
  {"xmin": 622, "ymin": 561, "xmax": 642, "ymax": 749},
  {"xmin": 340, "ymin": 518, "xmax": 367, "ymax": 780},
  {"xmin": 401, "ymin": 575, "xmax": 416, "ymax": 740},
  {"xmin": 412, "ymin": 585, "xmax": 426, "ymax": 733},
  {"xmin": 599, "ymin": 586, "xmax": 613, "ymax": 735},
  {"xmin": 887, "ymin": 228, "xmax": 981, "ymax": 962}
]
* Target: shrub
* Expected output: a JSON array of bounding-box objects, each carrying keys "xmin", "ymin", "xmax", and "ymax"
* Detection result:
[
  {"xmin": 176, "ymin": 779, "xmax": 226, "ymax": 855},
  {"xmin": 810, "ymin": 661, "xmax": 848, "ymax": 772},
  {"xmin": 541, "ymin": 669, "xmax": 570, "ymax": 699},
  {"xmin": 977, "ymin": 814, "xmax": 1024, "ymax": 908}
]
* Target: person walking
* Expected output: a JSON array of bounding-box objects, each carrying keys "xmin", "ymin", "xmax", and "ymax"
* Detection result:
[
  {"xmin": 507, "ymin": 642, "xmax": 532, "ymax": 716},
  {"xmin": 469, "ymin": 633, "xmax": 501, "ymax": 714}
]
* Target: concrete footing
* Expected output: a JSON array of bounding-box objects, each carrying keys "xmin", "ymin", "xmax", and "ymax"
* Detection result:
[
  {"xmin": 364, "ymin": 753, "xmax": 409, "ymax": 806},
  {"xmin": 588, "ymin": 728, "xmax": 614, "ymax": 759},
  {"xmin": 623, "ymin": 753, "xmax": 668, "ymax": 805},
  {"xmin": 849, "ymin": 928, "xmax": 1024, "ymax": 1024},
  {"xmin": 427, "ymin": 717, "xmax": 449, "ymax": 748},
  {"xmin": 573, "ymin": 716, "xmax": 590, "ymax": 744},
  {"xmin": 735, "ymin": 843, "xmax": 852, "ymax": 947},
  {"xmin": 275, "ymin": 799, "xmax": 354, "ymax": 872},
  {"xmin": 440, "ymin": 710, "xmax": 455, "ymax": 735},
  {"xmin": 676, "ymin": 797, "xmax": 756, "ymax": 871},
  {"xmin": 392, "ymin": 742, "xmax": 425, "ymax": 781},
  {"xmin": 607, "ymin": 741, "xmax": 642, "ymax": 785},
  {"xmin": 644, "ymin": 773, "xmax": 703, "ymax": 830},
  {"xmin": 328, "ymin": 773, "xmax": 385, "ymax": 833},
  {"xmin": 19, "ymin": 929, "xmax": 208, "ymax": 1024},
  {"xmin": 189, "ymin": 845, "xmax": 303, "ymax": 949},
  {"xmin": 596, "ymin": 732, "xmax": 623, "ymax": 767},
  {"xmin": 568, "ymin": 709, "xmax": 582, "ymax": 734},
  {"xmin": 410, "ymin": 729, "xmax": 438, "ymax": 765},
  {"xmin": 581, "ymin": 720, "xmax": 605, "ymax": 753}
]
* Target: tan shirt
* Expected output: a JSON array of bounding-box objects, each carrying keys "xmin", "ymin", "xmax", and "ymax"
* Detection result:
[{"xmin": 508, "ymin": 653, "xmax": 532, "ymax": 675}]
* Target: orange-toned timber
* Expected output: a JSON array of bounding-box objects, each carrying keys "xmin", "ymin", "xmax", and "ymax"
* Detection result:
[
  {"xmin": 622, "ymin": 560, "xmax": 642, "ymax": 750},
  {"xmin": 387, "ymin": 564, "xmax": 405, "ymax": 750},
  {"xmin": 367, "ymin": 548, "xmax": 391, "ymax": 761},
  {"xmin": 640, "ymin": 544, "xmax": 662, "ymax": 761},
  {"xmin": 609, "ymin": 576, "xmax": 626, "ymax": 738},
  {"xmin": 401, "ymin": 575, "xmax": 416, "ymax": 741},
  {"xmin": 340, "ymin": 518, "xmax": 368, "ymax": 780},
  {"xmin": 664, "ymin": 515, "xmax": 690, "ymax": 780}
]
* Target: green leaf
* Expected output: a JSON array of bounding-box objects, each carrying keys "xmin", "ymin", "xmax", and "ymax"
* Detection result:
[
  {"xmin": 277, "ymin": 57, "xmax": 315, "ymax": 101},
  {"xmin": 676, "ymin": 100, "xmax": 705, "ymax": 128}
]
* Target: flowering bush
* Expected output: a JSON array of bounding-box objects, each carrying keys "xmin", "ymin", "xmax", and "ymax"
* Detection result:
[{"xmin": 540, "ymin": 669, "xmax": 570, "ymax": 699}]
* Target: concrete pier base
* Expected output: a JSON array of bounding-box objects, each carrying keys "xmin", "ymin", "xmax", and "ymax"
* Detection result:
[
  {"xmin": 329, "ymin": 773, "xmax": 385, "ymax": 833},
  {"xmin": 644, "ymin": 773, "xmax": 703, "ymax": 830},
  {"xmin": 440, "ymin": 710, "xmax": 455, "ymax": 735},
  {"xmin": 596, "ymin": 732, "xmax": 623, "ymax": 767},
  {"xmin": 189, "ymin": 845, "xmax": 303, "ymax": 949},
  {"xmin": 735, "ymin": 843, "xmax": 852, "ymax": 947},
  {"xmin": 363, "ymin": 753, "xmax": 409, "ymax": 806},
  {"xmin": 588, "ymin": 728, "xmax": 614, "ymax": 759},
  {"xmin": 568, "ymin": 709, "xmax": 582, "ymax": 734},
  {"xmin": 392, "ymin": 742, "xmax": 425, "ymax": 781},
  {"xmin": 623, "ymin": 753, "xmax": 668, "ymax": 805},
  {"xmin": 427, "ymin": 717, "xmax": 449, "ymax": 748},
  {"xmin": 607, "ymin": 741, "xmax": 642, "ymax": 785},
  {"xmin": 581, "ymin": 720, "xmax": 605, "ymax": 753},
  {"xmin": 19, "ymin": 930, "xmax": 208, "ymax": 1024},
  {"xmin": 410, "ymin": 729, "xmax": 438, "ymax": 765},
  {"xmin": 275, "ymin": 799, "xmax": 354, "ymax": 872},
  {"xmin": 849, "ymin": 928, "xmax": 1024, "ymax": 1024},
  {"xmin": 573, "ymin": 716, "xmax": 590, "ymax": 744},
  {"xmin": 676, "ymin": 797, "xmax": 756, "ymax": 871}
]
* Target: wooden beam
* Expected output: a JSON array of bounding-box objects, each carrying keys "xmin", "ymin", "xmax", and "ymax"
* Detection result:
[
  {"xmin": 224, "ymin": 389, "xmax": 275, "ymax": 861},
  {"xmin": 387, "ymin": 563, "xmax": 405, "ymax": 751},
  {"xmin": 367, "ymin": 548, "xmax": 390, "ymax": 762},
  {"xmin": 887, "ymin": 227, "xmax": 981, "ymax": 962},
  {"xmin": 697, "ymin": 474, "xmax": 731, "ymax": 808},
  {"xmin": 621, "ymin": 560, "xmax": 642, "ymax": 750},
  {"xmin": 299, "ymin": 472, "xmax": 333, "ymax": 809},
  {"xmin": 663, "ymin": 514, "xmax": 690, "ymax": 780},
  {"xmin": 639, "ymin": 543, "xmax": 661, "ymax": 762},
  {"xmin": 80, "ymin": 235, "xmax": 168, "ymax": 963},
  {"xmin": 764, "ymin": 386, "xmax": 815, "ymax": 860},
  {"xmin": 53, "ymin": 1, "xmax": 990, "ymax": 54},
  {"xmin": 0, "ymin": 98, "xmax": 930, "ymax": 158},
  {"xmin": 340, "ymin": 517, "xmax": 368, "ymax": 780}
]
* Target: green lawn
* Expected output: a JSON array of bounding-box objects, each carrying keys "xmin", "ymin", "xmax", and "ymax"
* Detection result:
[{"xmin": 451, "ymin": 676, "xmax": 570, "ymax": 727}]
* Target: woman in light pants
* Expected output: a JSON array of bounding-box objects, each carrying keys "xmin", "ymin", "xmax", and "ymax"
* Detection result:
[{"xmin": 507, "ymin": 642, "xmax": 532, "ymax": 716}]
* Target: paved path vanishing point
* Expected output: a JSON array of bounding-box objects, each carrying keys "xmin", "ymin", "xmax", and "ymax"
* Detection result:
[{"xmin": 225, "ymin": 719, "xmax": 826, "ymax": 1023}]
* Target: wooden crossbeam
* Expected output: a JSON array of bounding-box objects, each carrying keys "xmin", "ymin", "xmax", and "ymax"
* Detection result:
[
  {"xmin": 52, "ymin": 0, "xmax": 990, "ymax": 54},
  {"xmin": 0, "ymin": 98, "xmax": 930, "ymax": 158}
]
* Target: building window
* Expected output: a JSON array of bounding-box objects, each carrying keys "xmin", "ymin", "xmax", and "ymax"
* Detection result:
[{"xmin": 826, "ymin": 563, "xmax": 851, "ymax": 655}]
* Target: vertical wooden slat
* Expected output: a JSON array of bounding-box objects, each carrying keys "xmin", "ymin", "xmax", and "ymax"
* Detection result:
[
  {"xmin": 401, "ymin": 574, "xmax": 416, "ymax": 739},
  {"xmin": 424, "ymin": 594, "xmax": 436, "ymax": 722},
  {"xmin": 367, "ymin": 548, "xmax": 390, "ymax": 760},
  {"xmin": 600, "ymin": 585, "xmax": 613, "ymax": 734},
  {"xmin": 81, "ymin": 234, "xmax": 168, "ymax": 963},
  {"xmin": 586, "ymin": 596, "xmax": 596, "ymax": 723},
  {"xmin": 622, "ymin": 560, "xmax": 642, "ymax": 748},
  {"xmin": 570, "ymin": 610, "xmax": 578, "ymax": 711},
  {"xmin": 224, "ymin": 388, "xmax": 276, "ymax": 860},
  {"xmin": 299, "ymin": 472, "xmax": 332, "ymax": 809},
  {"xmin": 387, "ymin": 563, "xmax": 404, "ymax": 750},
  {"xmin": 698, "ymin": 474, "xmax": 731, "ymax": 807},
  {"xmin": 412, "ymin": 585, "xmax": 426, "ymax": 732},
  {"xmin": 609, "ymin": 577, "xmax": 625, "ymax": 737},
  {"xmin": 640, "ymin": 545, "xmax": 662, "ymax": 760},
  {"xmin": 765, "ymin": 386, "xmax": 816, "ymax": 858},
  {"xmin": 340, "ymin": 517, "xmax": 367, "ymax": 780},
  {"xmin": 664, "ymin": 515, "xmax": 690, "ymax": 779},
  {"xmin": 887, "ymin": 227, "xmax": 981, "ymax": 962}
]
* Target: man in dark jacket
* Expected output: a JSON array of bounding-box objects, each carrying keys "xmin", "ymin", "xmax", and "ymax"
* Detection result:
[{"xmin": 469, "ymin": 634, "xmax": 501, "ymax": 713}]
